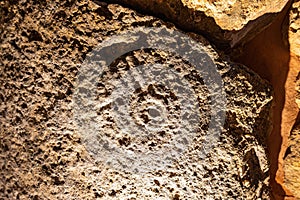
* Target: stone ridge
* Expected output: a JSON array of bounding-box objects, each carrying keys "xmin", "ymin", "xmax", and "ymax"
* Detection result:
[
  {"xmin": 105, "ymin": 0, "xmax": 289, "ymax": 47},
  {"xmin": 182, "ymin": 0, "xmax": 288, "ymax": 30}
]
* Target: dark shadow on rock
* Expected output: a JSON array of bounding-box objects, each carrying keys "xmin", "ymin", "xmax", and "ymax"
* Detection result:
[
  {"xmin": 100, "ymin": 0, "xmax": 287, "ymax": 51},
  {"xmin": 233, "ymin": 1, "xmax": 293, "ymax": 199}
]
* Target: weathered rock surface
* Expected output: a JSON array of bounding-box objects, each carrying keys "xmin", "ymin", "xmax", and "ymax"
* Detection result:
[
  {"xmin": 0, "ymin": 0, "xmax": 273, "ymax": 199},
  {"xmin": 283, "ymin": 1, "xmax": 300, "ymax": 198},
  {"xmin": 233, "ymin": 0, "xmax": 300, "ymax": 198},
  {"xmin": 284, "ymin": 124, "xmax": 300, "ymax": 199},
  {"xmin": 106, "ymin": 0, "xmax": 289, "ymax": 47},
  {"xmin": 289, "ymin": 0, "xmax": 300, "ymax": 57},
  {"xmin": 297, "ymin": 74, "xmax": 300, "ymax": 109}
]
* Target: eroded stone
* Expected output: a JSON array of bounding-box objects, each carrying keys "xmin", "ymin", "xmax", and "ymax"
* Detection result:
[
  {"xmin": 0, "ymin": 0, "xmax": 273, "ymax": 199},
  {"xmin": 282, "ymin": 0, "xmax": 300, "ymax": 198},
  {"xmin": 284, "ymin": 124, "xmax": 300, "ymax": 199},
  {"xmin": 106, "ymin": 0, "xmax": 289, "ymax": 47}
]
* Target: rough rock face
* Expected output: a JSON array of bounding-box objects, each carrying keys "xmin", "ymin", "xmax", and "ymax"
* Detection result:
[
  {"xmin": 106, "ymin": 0, "xmax": 289, "ymax": 47},
  {"xmin": 182, "ymin": 0, "xmax": 286, "ymax": 30},
  {"xmin": 217, "ymin": 0, "xmax": 300, "ymax": 198},
  {"xmin": 0, "ymin": 0, "xmax": 273, "ymax": 199},
  {"xmin": 297, "ymin": 74, "xmax": 300, "ymax": 109},
  {"xmin": 284, "ymin": 124, "xmax": 300, "ymax": 199},
  {"xmin": 283, "ymin": 0, "xmax": 300, "ymax": 198},
  {"xmin": 289, "ymin": 0, "xmax": 300, "ymax": 56}
]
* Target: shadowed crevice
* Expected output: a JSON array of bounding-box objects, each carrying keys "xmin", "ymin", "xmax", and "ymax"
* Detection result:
[{"xmin": 234, "ymin": 1, "xmax": 294, "ymax": 199}]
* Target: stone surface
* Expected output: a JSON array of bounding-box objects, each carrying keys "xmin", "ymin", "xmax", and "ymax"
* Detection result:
[
  {"xmin": 106, "ymin": 0, "xmax": 289, "ymax": 47},
  {"xmin": 289, "ymin": 0, "xmax": 300, "ymax": 57},
  {"xmin": 232, "ymin": 3, "xmax": 293, "ymax": 198},
  {"xmin": 0, "ymin": 0, "xmax": 273, "ymax": 199},
  {"xmin": 282, "ymin": 0, "xmax": 300, "ymax": 199},
  {"xmin": 182, "ymin": 0, "xmax": 286, "ymax": 31},
  {"xmin": 231, "ymin": 0, "xmax": 300, "ymax": 198},
  {"xmin": 297, "ymin": 73, "xmax": 300, "ymax": 109},
  {"xmin": 284, "ymin": 124, "xmax": 300, "ymax": 199}
]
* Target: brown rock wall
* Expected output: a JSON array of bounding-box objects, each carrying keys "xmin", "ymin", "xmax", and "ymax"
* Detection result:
[{"xmin": 0, "ymin": 0, "xmax": 275, "ymax": 199}]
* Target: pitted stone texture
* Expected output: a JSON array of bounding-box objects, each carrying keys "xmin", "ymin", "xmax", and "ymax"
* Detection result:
[
  {"xmin": 284, "ymin": 124, "xmax": 300, "ymax": 199},
  {"xmin": 283, "ymin": 71, "xmax": 300, "ymax": 199},
  {"xmin": 0, "ymin": 0, "xmax": 272, "ymax": 199},
  {"xmin": 106, "ymin": 0, "xmax": 288, "ymax": 47},
  {"xmin": 182, "ymin": 0, "xmax": 287, "ymax": 31},
  {"xmin": 282, "ymin": 0, "xmax": 300, "ymax": 198},
  {"xmin": 289, "ymin": 0, "xmax": 300, "ymax": 56}
]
